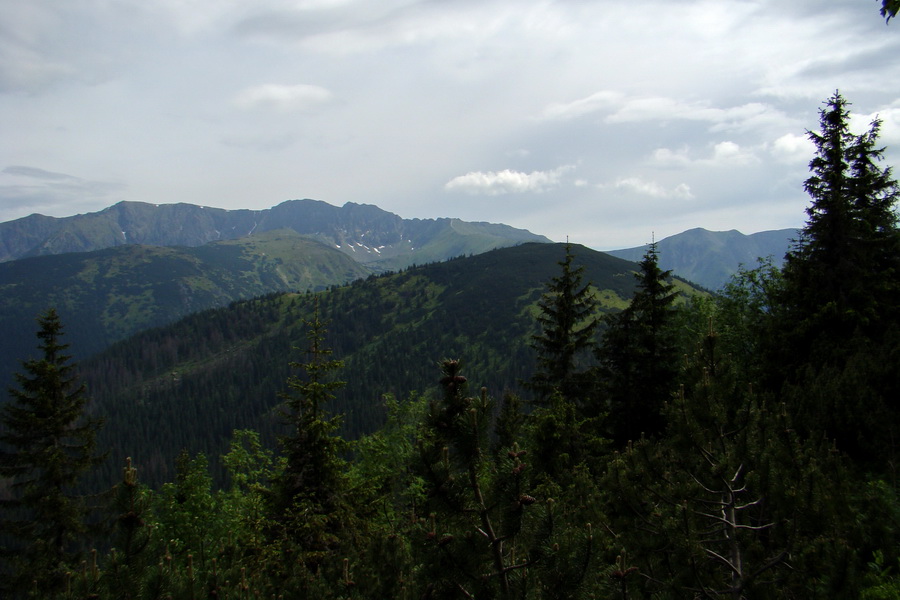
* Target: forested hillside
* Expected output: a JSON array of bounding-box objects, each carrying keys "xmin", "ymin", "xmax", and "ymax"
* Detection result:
[
  {"xmin": 2, "ymin": 92, "xmax": 900, "ymax": 599},
  {"xmin": 0, "ymin": 230, "xmax": 370, "ymax": 386},
  {"xmin": 78, "ymin": 242, "xmax": 664, "ymax": 487}
]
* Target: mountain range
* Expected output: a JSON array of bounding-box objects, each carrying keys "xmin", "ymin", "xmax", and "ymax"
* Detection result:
[
  {"xmin": 0, "ymin": 200, "xmax": 549, "ymax": 383},
  {"xmin": 0, "ymin": 198, "xmax": 550, "ymax": 270},
  {"xmin": 0, "ymin": 199, "xmax": 797, "ymax": 393}
]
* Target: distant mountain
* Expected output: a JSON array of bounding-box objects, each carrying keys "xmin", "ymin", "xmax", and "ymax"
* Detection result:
[
  {"xmin": 77, "ymin": 242, "xmax": 703, "ymax": 486},
  {"xmin": 0, "ymin": 230, "xmax": 370, "ymax": 386},
  {"xmin": 0, "ymin": 199, "xmax": 551, "ymax": 270},
  {"xmin": 607, "ymin": 228, "xmax": 797, "ymax": 290}
]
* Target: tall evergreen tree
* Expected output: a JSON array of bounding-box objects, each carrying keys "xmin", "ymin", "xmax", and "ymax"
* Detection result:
[
  {"xmin": 778, "ymin": 92, "xmax": 900, "ymax": 359},
  {"xmin": 598, "ymin": 241, "xmax": 680, "ymax": 446},
  {"xmin": 0, "ymin": 308, "xmax": 104, "ymax": 598},
  {"xmin": 771, "ymin": 92, "xmax": 900, "ymax": 463},
  {"xmin": 268, "ymin": 296, "xmax": 352, "ymax": 587},
  {"xmin": 528, "ymin": 242, "xmax": 600, "ymax": 403}
]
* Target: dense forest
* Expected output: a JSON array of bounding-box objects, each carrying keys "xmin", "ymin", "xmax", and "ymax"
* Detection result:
[
  {"xmin": 2, "ymin": 92, "xmax": 900, "ymax": 599},
  {"xmin": 77, "ymin": 242, "xmax": 660, "ymax": 489}
]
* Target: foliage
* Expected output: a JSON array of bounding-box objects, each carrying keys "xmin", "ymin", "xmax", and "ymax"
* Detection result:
[
  {"xmin": 597, "ymin": 241, "xmax": 680, "ymax": 446},
  {"xmin": 78, "ymin": 242, "xmax": 640, "ymax": 488},
  {"xmin": 883, "ymin": 0, "xmax": 900, "ymax": 22},
  {"xmin": 0, "ymin": 308, "xmax": 105, "ymax": 598},
  {"xmin": 5, "ymin": 92, "xmax": 900, "ymax": 599},
  {"xmin": 267, "ymin": 297, "xmax": 354, "ymax": 585},
  {"xmin": 604, "ymin": 319, "xmax": 876, "ymax": 598},
  {"xmin": 0, "ymin": 231, "xmax": 370, "ymax": 388},
  {"xmin": 779, "ymin": 92, "xmax": 900, "ymax": 358},
  {"xmin": 771, "ymin": 92, "xmax": 900, "ymax": 466},
  {"xmin": 412, "ymin": 359, "xmax": 596, "ymax": 599},
  {"xmin": 101, "ymin": 458, "xmax": 155, "ymax": 600},
  {"xmin": 528, "ymin": 242, "xmax": 600, "ymax": 403}
]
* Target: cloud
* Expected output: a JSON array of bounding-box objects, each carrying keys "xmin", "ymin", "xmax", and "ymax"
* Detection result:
[
  {"xmin": 652, "ymin": 147, "xmax": 692, "ymax": 168},
  {"xmin": 444, "ymin": 165, "xmax": 574, "ymax": 195},
  {"xmin": 0, "ymin": 165, "xmax": 125, "ymax": 219},
  {"xmin": 541, "ymin": 91, "xmax": 623, "ymax": 120},
  {"xmin": 770, "ymin": 133, "xmax": 814, "ymax": 164},
  {"xmin": 220, "ymin": 131, "xmax": 300, "ymax": 152},
  {"xmin": 612, "ymin": 177, "xmax": 694, "ymax": 200},
  {"xmin": 232, "ymin": 0, "xmax": 502, "ymax": 55},
  {"xmin": 233, "ymin": 84, "xmax": 333, "ymax": 112},
  {"xmin": 853, "ymin": 103, "xmax": 900, "ymax": 145},
  {"xmin": 541, "ymin": 91, "xmax": 791, "ymax": 133},
  {"xmin": 710, "ymin": 141, "xmax": 757, "ymax": 165},
  {"xmin": 0, "ymin": 1, "xmax": 147, "ymax": 93},
  {"xmin": 608, "ymin": 98, "xmax": 784, "ymax": 133},
  {"xmin": 2, "ymin": 0, "xmax": 896, "ymax": 248},
  {"xmin": 3, "ymin": 165, "xmax": 81, "ymax": 181},
  {"xmin": 652, "ymin": 141, "xmax": 759, "ymax": 168}
]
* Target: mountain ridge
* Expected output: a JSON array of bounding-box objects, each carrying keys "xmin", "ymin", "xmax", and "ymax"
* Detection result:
[
  {"xmin": 606, "ymin": 227, "xmax": 797, "ymax": 289},
  {"xmin": 0, "ymin": 199, "xmax": 551, "ymax": 270}
]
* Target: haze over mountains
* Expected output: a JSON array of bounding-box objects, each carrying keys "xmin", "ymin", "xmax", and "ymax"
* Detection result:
[{"xmin": 1, "ymin": 198, "xmax": 797, "ymax": 289}]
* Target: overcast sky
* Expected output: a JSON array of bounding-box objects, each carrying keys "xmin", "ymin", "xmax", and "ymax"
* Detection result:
[{"xmin": 2, "ymin": 0, "xmax": 900, "ymax": 249}]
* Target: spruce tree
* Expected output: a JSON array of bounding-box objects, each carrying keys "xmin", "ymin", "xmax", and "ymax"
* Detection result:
[
  {"xmin": 772, "ymin": 92, "xmax": 900, "ymax": 463},
  {"xmin": 268, "ymin": 297, "xmax": 351, "ymax": 586},
  {"xmin": 102, "ymin": 458, "xmax": 154, "ymax": 600},
  {"xmin": 598, "ymin": 241, "xmax": 680, "ymax": 446},
  {"xmin": 604, "ymin": 320, "xmax": 870, "ymax": 597},
  {"xmin": 778, "ymin": 91, "xmax": 900, "ymax": 361},
  {"xmin": 528, "ymin": 242, "xmax": 600, "ymax": 404},
  {"xmin": 0, "ymin": 308, "xmax": 104, "ymax": 598}
]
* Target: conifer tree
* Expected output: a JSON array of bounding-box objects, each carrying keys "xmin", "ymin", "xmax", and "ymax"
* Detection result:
[
  {"xmin": 346, "ymin": 393, "xmax": 426, "ymax": 597},
  {"xmin": 605, "ymin": 320, "xmax": 873, "ymax": 597},
  {"xmin": 529, "ymin": 242, "xmax": 600, "ymax": 404},
  {"xmin": 598, "ymin": 242, "xmax": 680, "ymax": 446},
  {"xmin": 102, "ymin": 458, "xmax": 154, "ymax": 600},
  {"xmin": 771, "ymin": 92, "xmax": 900, "ymax": 463},
  {"xmin": 268, "ymin": 297, "xmax": 351, "ymax": 586},
  {"xmin": 778, "ymin": 91, "xmax": 900, "ymax": 360},
  {"xmin": 414, "ymin": 359, "xmax": 571, "ymax": 599},
  {"xmin": 0, "ymin": 308, "xmax": 104, "ymax": 598}
]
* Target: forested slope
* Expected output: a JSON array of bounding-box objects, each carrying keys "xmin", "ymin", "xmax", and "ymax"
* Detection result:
[
  {"xmin": 0, "ymin": 230, "xmax": 370, "ymax": 385},
  {"xmin": 80, "ymin": 242, "xmax": 656, "ymax": 486}
]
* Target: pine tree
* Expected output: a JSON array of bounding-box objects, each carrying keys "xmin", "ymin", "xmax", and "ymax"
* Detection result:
[
  {"xmin": 0, "ymin": 308, "xmax": 104, "ymax": 598},
  {"xmin": 598, "ymin": 241, "xmax": 680, "ymax": 446},
  {"xmin": 528, "ymin": 242, "xmax": 600, "ymax": 404}
]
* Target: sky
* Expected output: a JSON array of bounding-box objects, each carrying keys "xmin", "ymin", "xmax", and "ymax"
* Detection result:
[{"xmin": 2, "ymin": 0, "xmax": 900, "ymax": 250}]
